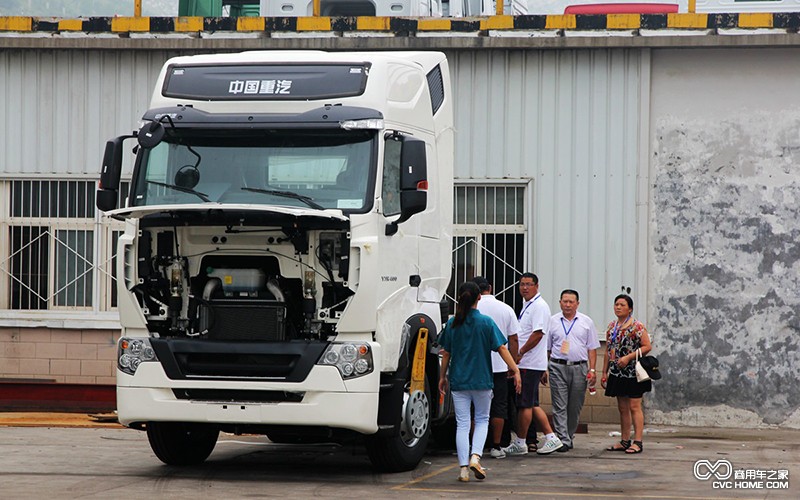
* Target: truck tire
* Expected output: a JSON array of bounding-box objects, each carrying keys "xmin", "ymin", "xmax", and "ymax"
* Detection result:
[
  {"xmin": 146, "ymin": 421, "xmax": 219, "ymax": 465},
  {"xmin": 365, "ymin": 383, "xmax": 431, "ymax": 472}
]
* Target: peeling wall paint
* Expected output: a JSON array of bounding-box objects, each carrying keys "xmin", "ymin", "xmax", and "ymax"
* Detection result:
[{"xmin": 649, "ymin": 49, "xmax": 800, "ymax": 426}]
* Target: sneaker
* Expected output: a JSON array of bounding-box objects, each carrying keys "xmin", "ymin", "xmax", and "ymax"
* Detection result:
[
  {"xmin": 537, "ymin": 436, "xmax": 564, "ymax": 455},
  {"xmin": 556, "ymin": 444, "xmax": 570, "ymax": 453},
  {"xmin": 502, "ymin": 440, "xmax": 528, "ymax": 456},
  {"xmin": 489, "ymin": 447, "xmax": 506, "ymax": 459},
  {"xmin": 469, "ymin": 454, "xmax": 486, "ymax": 480},
  {"xmin": 458, "ymin": 467, "xmax": 469, "ymax": 482}
]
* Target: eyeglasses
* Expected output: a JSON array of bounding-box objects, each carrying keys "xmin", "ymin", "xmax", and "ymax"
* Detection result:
[{"xmin": 519, "ymin": 283, "xmax": 534, "ymax": 287}]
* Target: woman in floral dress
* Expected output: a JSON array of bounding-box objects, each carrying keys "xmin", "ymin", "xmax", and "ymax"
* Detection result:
[{"xmin": 601, "ymin": 294, "xmax": 652, "ymax": 454}]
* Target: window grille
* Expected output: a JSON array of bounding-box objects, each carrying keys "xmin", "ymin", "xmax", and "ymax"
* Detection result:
[
  {"xmin": 448, "ymin": 184, "xmax": 528, "ymax": 315},
  {"xmin": 454, "ymin": 184, "xmax": 525, "ymax": 226},
  {"xmin": 0, "ymin": 179, "xmax": 127, "ymax": 312}
]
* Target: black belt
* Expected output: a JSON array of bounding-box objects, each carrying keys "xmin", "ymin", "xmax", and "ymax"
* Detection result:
[{"xmin": 550, "ymin": 358, "xmax": 587, "ymax": 366}]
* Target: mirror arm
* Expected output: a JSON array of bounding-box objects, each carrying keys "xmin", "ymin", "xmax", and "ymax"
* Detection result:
[{"xmin": 385, "ymin": 219, "xmax": 402, "ymax": 236}]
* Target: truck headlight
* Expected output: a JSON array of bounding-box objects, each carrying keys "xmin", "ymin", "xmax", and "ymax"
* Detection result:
[
  {"xmin": 118, "ymin": 337, "xmax": 158, "ymax": 375},
  {"xmin": 318, "ymin": 342, "xmax": 373, "ymax": 379}
]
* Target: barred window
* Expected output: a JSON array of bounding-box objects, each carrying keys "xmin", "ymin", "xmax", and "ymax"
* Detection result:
[
  {"xmin": 0, "ymin": 179, "xmax": 127, "ymax": 312},
  {"xmin": 55, "ymin": 229, "xmax": 94, "ymax": 307},
  {"xmin": 9, "ymin": 225, "xmax": 49, "ymax": 309},
  {"xmin": 448, "ymin": 183, "xmax": 528, "ymax": 314},
  {"xmin": 454, "ymin": 184, "xmax": 525, "ymax": 226}
]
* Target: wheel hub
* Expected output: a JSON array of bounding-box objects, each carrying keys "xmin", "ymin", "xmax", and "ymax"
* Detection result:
[{"xmin": 400, "ymin": 389, "xmax": 430, "ymax": 446}]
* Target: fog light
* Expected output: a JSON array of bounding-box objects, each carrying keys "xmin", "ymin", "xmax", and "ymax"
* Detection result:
[
  {"xmin": 341, "ymin": 344, "xmax": 357, "ymax": 362},
  {"xmin": 323, "ymin": 350, "xmax": 340, "ymax": 364},
  {"xmin": 130, "ymin": 340, "xmax": 143, "ymax": 356},
  {"xmin": 119, "ymin": 354, "xmax": 132, "ymax": 369},
  {"xmin": 354, "ymin": 358, "xmax": 369, "ymax": 374}
]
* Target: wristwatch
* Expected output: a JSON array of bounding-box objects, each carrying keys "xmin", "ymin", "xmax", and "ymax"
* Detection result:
[{"xmin": 589, "ymin": 369, "xmax": 596, "ymax": 373}]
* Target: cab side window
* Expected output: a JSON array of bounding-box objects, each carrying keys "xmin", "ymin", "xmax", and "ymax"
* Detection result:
[{"xmin": 382, "ymin": 136, "xmax": 401, "ymax": 216}]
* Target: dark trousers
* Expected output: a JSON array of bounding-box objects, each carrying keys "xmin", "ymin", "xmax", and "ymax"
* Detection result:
[{"xmin": 499, "ymin": 378, "xmax": 538, "ymax": 446}]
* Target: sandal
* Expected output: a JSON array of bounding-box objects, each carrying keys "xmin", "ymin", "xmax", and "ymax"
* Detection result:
[
  {"xmin": 606, "ymin": 440, "xmax": 630, "ymax": 451},
  {"xmin": 625, "ymin": 441, "xmax": 643, "ymax": 454}
]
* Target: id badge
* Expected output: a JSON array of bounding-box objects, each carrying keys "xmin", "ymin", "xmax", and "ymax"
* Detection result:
[{"xmin": 560, "ymin": 340, "xmax": 570, "ymax": 355}]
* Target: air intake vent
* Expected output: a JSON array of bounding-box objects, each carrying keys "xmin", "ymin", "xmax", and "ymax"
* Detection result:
[{"xmin": 427, "ymin": 65, "xmax": 445, "ymax": 115}]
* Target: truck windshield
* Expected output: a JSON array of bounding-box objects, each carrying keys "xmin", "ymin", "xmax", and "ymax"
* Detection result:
[{"xmin": 131, "ymin": 129, "xmax": 376, "ymax": 211}]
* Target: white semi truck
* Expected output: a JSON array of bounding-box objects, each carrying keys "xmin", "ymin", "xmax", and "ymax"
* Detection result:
[{"xmin": 96, "ymin": 50, "xmax": 454, "ymax": 471}]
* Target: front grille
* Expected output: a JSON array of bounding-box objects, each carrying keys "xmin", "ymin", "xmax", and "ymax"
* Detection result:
[
  {"xmin": 151, "ymin": 338, "xmax": 329, "ymax": 382},
  {"xmin": 172, "ymin": 389, "xmax": 304, "ymax": 403},
  {"xmin": 176, "ymin": 352, "xmax": 297, "ymax": 378},
  {"xmin": 205, "ymin": 299, "xmax": 285, "ymax": 341}
]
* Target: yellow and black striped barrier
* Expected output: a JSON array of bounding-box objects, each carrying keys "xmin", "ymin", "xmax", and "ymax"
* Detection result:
[{"xmin": 0, "ymin": 13, "xmax": 795, "ymax": 33}]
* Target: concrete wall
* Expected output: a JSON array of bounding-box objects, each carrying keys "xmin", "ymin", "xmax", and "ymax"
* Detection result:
[{"xmin": 648, "ymin": 48, "xmax": 800, "ymax": 427}]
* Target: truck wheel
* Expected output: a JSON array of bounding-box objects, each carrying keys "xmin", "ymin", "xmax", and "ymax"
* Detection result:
[
  {"xmin": 365, "ymin": 383, "xmax": 431, "ymax": 472},
  {"xmin": 146, "ymin": 421, "xmax": 219, "ymax": 465}
]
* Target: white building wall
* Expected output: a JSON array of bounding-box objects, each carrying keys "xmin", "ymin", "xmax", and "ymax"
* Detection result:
[
  {"xmin": 0, "ymin": 50, "xmax": 173, "ymax": 179},
  {"xmin": 448, "ymin": 48, "xmax": 646, "ymax": 328}
]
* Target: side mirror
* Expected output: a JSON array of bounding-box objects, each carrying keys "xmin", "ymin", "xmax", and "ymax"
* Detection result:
[
  {"xmin": 96, "ymin": 135, "xmax": 133, "ymax": 212},
  {"xmin": 175, "ymin": 165, "xmax": 200, "ymax": 189},
  {"xmin": 386, "ymin": 136, "xmax": 428, "ymax": 236},
  {"xmin": 138, "ymin": 121, "xmax": 165, "ymax": 149}
]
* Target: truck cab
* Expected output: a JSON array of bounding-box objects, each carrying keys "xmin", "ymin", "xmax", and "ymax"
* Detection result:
[{"xmin": 97, "ymin": 51, "xmax": 453, "ymax": 471}]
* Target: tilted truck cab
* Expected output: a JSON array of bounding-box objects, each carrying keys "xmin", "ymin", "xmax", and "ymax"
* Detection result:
[{"xmin": 97, "ymin": 51, "xmax": 454, "ymax": 471}]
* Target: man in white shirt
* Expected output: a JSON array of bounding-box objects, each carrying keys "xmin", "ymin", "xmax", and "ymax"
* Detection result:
[
  {"xmin": 473, "ymin": 276, "xmax": 521, "ymax": 459},
  {"xmin": 503, "ymin": 273, "xmax": 564, "ymax": 456},
  {"xmin": 547, "ymin": 289, "xmax": 600, "ymax": 451}
]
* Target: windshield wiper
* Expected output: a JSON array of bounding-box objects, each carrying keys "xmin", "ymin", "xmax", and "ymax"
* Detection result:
[
  {"xmin": 146, "ymin": 180, "xmax": 211, "ymax": 202},
  {"xmin": 241, "ymin": 187, "xmax": 324, "ymax": 210}
]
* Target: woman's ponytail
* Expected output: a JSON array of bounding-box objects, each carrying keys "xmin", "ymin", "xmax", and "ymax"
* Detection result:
[{"xmin": 453, "ymin": 281, "xmax": 480, "ymax": 327}]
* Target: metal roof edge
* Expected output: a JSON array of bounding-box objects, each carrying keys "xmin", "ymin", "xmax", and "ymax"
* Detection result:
[{"xmin": 0, "ymin": 14, "xmax": 798, "ymax": 49}]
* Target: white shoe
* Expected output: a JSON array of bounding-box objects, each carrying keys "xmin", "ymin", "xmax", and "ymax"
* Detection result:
[
  {"xmin": 537, "ymin": 436, "xmax": 564, "ymax": 455},
  {"xmin": 458, "ymin": 467, "xmax": 469, "ymax": 482},
  {"xmin": 502, "ymin": 440, "xmax": 528, "ymax": 456},
  {"xmin": 489, "ymin": 447, "xmax": 506, "ymax": 459},
  {"xmin": 469, "ymin": 454, "xmax": 486, "ymax": 480}
]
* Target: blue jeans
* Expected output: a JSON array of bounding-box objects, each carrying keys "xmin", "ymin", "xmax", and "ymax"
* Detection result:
[{"xmin": 452, "ymin": 389, "xmax": 492, "ymax": 466}]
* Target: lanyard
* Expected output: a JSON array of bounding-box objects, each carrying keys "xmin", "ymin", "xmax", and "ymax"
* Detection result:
[
  {"xmin": 561, "ymin": 317, "xmax": 576, "ymax": 337},
  {"xmin": 610, "ymin": 316, "xmax": 630, "ymax": 345},
  {"xmin": 518, "ymin": 294, "xmax": 540, "ymax": 320}
]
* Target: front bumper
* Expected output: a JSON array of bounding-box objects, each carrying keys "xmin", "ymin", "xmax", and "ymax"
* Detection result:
[{"xmin": 116, "ymin": 361, "xmax": 380, "ymax": 434}]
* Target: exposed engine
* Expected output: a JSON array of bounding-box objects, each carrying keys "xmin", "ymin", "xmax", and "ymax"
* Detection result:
[{"xmin": 131, "ymin": 226, "xmax": 353, "ymax": 342}]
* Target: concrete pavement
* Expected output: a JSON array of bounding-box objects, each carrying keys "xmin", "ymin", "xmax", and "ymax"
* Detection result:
[{"xmin": 0, "ymin": 413, "xmax": 798, "ymax": 498}]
